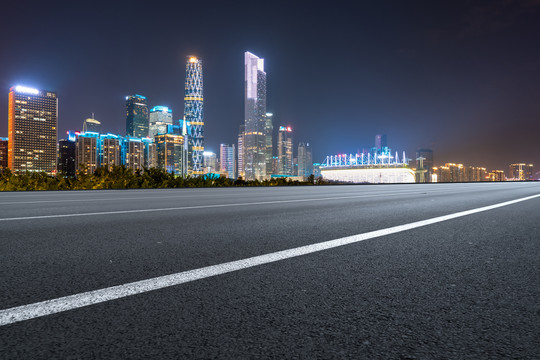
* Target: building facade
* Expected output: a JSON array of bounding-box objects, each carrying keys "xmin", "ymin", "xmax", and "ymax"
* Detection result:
[
  {"xmin": 277, "ymin": 126, "xmax": 293, "ymax": 175},
  {"xmin": 237, "ymin": 125, "xmax": 245, "ymax": 179},
  {"xmin": 184, "ymin": 57, "xmax": 204, "ymax": 176},
  {"xmin": 8, "ymin": 86, "xmax": 58, "ymax": 174},
  {"xmin": 149, "ymin": 106, "xmax": 173, "ymax": 138},
  {"xmin": 509, "ymin": 163, "xmax": 534, "ymax": 180},
  {"xmin": 264, "ymin": 112, "xmax": 273, "ymax": 175},
  {"xmin": 244, "ymin": 52, "xmax": 267, "ymax": 180},
  {"xmin": 58, "ymin": 139, "xmax": 76, "ymax": 176},
  {"xmin": 83, "ymin": 117, "xmax": 101, "ymax": 133},
  {"xmin": 220, "ymin": 144, "xmax": 236, "ymax": 179},
  {"xmin": 155, "ymin": 134, "xmax": 187, "ymax": 176},
  {"xmin": 126, "ymin": 94, "xmax": 149, "ymax": 138},
  {"xmin": 298, "ymin": 142, "xmax": 313, "ymax": 178},
  {"xmin": 0, "ymin": 137, "xmax": 7, "ymax": 172},
  {"xmin": 123, "ymin": 138, "xmax": 145, "ymax": 172},
  {"xmin": 76, "ymin": 132, "xmax": 99, "ymax": 175}
]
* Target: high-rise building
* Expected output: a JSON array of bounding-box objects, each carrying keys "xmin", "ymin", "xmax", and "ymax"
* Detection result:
[
  {"xmin": 244, "ymin": 51, "xmax": 267, "ymax": 180},
  {"xmin": 237, "ymin": 125, "xmax": 245, "ymax": 179},
  {"xmin": 375, "ymin": 134, "xmax": 387, "ymax": 150},
  {"xmin": 277, "ymin": 126, "xmax": 293, "ymax": 175},
  {"xmin": 203, "ymin": 151, "xmax": 218, "ymax": 174},
  {"xmin": 184, "ymin": 57, "xmax": 204, "ymax": 176},
  {"xmin": 264, "ymin": 112, "xmax": 273, "ymax": 175},
  {"xmin": 0, "ymin": 137, "xmax": 8, "ymax": 172},
  {"xmin": 220, "ymin": 144, "xmax": 236, "ymax": 179},
  {"xmin": 124, "ymin": 138, "xmax": 144, "ymax": 172},
  {"xmin": 149, "ymin": 106, "xmax": 173, "ymax": 138},
  {"xmin": 509, "ymin": 163, "xmax": 534, "ymax": 180},
  {"xmin": 416, "ymin": 149, "xmax": 433, "ymax": 183},
  {"xmin": 58, "ymin": 139, "xmax": 76, "ymax": 176},
  {"xmin": 83, "ymin": 117, "xmax": 101, "ymax": 133},
  {"xmin": 298, "ymin": 142, "xmax": 313, "ymax": 178},
  {"xmin": 8, "ymin": 86, "xmax": 58, "ymax": 174},
  {"xmin": 488, "ymin": 170, "xmax": 506, "ymax": 181},
  {"xmin": 142, "ymin": 137, "xmax": 157, "ymax": 169},
  {"xmin": 155, "ymin": 133, "xmax": 187, "ymax": 176},
  {"xmin": 76, "ymin": 132, "xmax": 99, "ymax": 174},
  {"xmin": 99, "ymin": 134, "xmax": 122, "ymax": 171},
  {"xmin": 126, "ymin": 94, "xmax": 149, "ymax": 138}
]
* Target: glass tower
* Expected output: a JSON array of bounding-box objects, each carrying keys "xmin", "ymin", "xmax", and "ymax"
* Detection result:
[
  {"xmin": 278, "ymin": 126, "xmax": 293, "ymax": 175},
  {"xmin": 8, "ymin": 86, "xmax": 58, "ymax": 175},
  {"xmin": 126, "ymin": 94, "xmax": 149, "ymax": 138},
  {"xmin": 244, "ymin": 51, "xmax": 267, "ymax": 180},
  {"xmin": 184, "ymin": 57, "xmax": 204, "ymax": 176}
]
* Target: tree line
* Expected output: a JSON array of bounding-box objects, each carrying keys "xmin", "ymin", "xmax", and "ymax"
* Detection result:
[{"xmin": 0, "ymin": 166, "xmax": 323, "ymax": 191}]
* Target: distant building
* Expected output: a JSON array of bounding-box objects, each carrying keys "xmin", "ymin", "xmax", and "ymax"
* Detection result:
[
  {"xmin": 264, "ymin": 113, "xmax": 273, "ymax": 175},
  {"xmin": 416, "ymin": 149, "xmax": 433, "ymax": 183},
  {"xmin": 83, "ymin": 117, "xmax": 101, "ymax": 133},
  {"xmin": 8, "ymin": 86, "xmax": 58, "ymax": 174},
  {"xmin": 99, "ymin": 134, "xmax": 122, "ymax": 171},
  {"xmin": 488, "ymin": 170, "xmax": 506, "ymax": 181},
  {"xmin": 244, "ymin": 51, "xmax": 267, "ymax": 180},
  {"xmin": 433, "ymin": 163, "xmax": 465, "ymax": 182},
  {"xmin": 58, "ymin": 139, "xmax": 76, "ymax": 176},
  {"xmin": 0, "ymin": 137, "xmax": 7, "ymax": 172},
  {"xmin": 465, "ymin": 166, "xmax": 487, "ymax": 182},
  {"xmin": 220, "ymin": 144, "xmax": 236, "ymax": 179},
  {"xmin": 203, "ymin": 151, "xmax": 218, "ymax": 173},
  {"xmin": 297, "ymin": 142, "xmax": 313, "ymax": 178},
  {"xmin": 277, "ymin": 126, "xmax": 293, "ymax": 175},
  {"xmin": 149, "ymin": 106, "xmax": 173, "ymax": 138},
  {"xmin": 375, "ymin": 134, "xmax": 387, "ymax": 150},
  {"xmin": 509, "ymin": 163, "xmax": 534, "ymax": 180},
  {"xmin": 184, "ymin": 57, "xmax": 204, "ymax": 176},
  {"xmin": 155, "ymin": 133, "xmax": 187, "ymax": 176},
  {"xmin": 126, "ymin": 94, "xmax": 149, "ymax": 138},
  {"xmin": 142, "ymin": 137, "xmax": 157, "ymax": 169},
  {"xmin": 124, "ymin": 138, "xmax": 144, "ymax": 172},
  {"xmin": 76, "ymin": 132, "xmax": 99, "ymax": 174},
  {"xmin": 237, "ymin": 125, "xmax": 245, "ymax": 178}
]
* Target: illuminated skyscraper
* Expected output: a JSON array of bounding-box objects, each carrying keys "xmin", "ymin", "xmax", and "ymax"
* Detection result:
[
  {"xmin": 76, "ymin": 132, "xmax": 99, "ymax": 174},
  {"xmin": 99, "ymin": 134, "xmax": 122, "ymax": 171},
  {"xmin": 184, "ymin": 57, "xmax": 204, "ymax": 176},
  {"xmin": 0, "ymin": 137, "xmax": 7, "ymax": 172},
  {"xmin": 277, "ymin": 126, "xmax": 293, "ymax": 175},
  {"xmin": 237, "ymin": 125, "xmax": 245, "ymax": 178},
  {"xmin": 264, "ymin": 113, "xmax": 273, "ymax": 175},
  {"xmin": 155, "ymin": 133, "xmax": 187, "ymax": 176},
  {"xmin": 149, "ymin": 106, "xmax": 173, "ymax": 138},
  {"xmin": 220, "ymin": 144, "xmax": 236, "ymax": 179},
  {"xmin": 126, "ymin": 94, "xmax": 149, "ymax": 138},
  {"xmin": 203, "ymin": 151, "xmax": 218, "ymax": 173},
  {"xmin": 244, "ymin": 51, "xmax": 267, "ymax": 180},
  {"xmin": 509, "ymin": 163, "xmax": 534, "ymax": 180},
  {"xmin": 8, "ymin": 86, "xmax": 58, "ymax": 174}
]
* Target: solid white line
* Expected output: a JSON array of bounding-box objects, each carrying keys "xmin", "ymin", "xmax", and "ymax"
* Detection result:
[
  {"xmin": 1, "ymin": 193, "xmax": 538, "ymax": 326},
  {"xmin": 0, "ymin": 191, "xmax": 429, "ymax": 221}
]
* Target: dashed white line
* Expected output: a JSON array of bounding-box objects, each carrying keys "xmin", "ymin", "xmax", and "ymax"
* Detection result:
[{"xmin": 0, "ymin": 193, "xmax": 538, "ymax": 326}]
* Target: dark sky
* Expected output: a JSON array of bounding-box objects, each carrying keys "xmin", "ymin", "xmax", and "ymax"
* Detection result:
[{"xmin": 1, "ymin": 0, "xmax": 539, "ymax": 171}]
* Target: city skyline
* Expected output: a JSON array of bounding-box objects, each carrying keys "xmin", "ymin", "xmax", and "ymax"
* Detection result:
[{"xmin": 0, "ymin": 1, "xmax": 539, "ymax": 171}]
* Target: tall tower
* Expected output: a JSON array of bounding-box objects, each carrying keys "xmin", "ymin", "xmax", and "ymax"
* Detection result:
[
  {"xmin": 244, "ymin": 51, "xmax": 267, "ymax": 181},
  {"xmin": 184, "ymin": 56, "xmax": 204, "ymax": 176},
  {"xmin": 126, "ymin": 94, "xmax": 149, "ymax": 138},
  {"xmin": 277, "ymin": 126, "xmax": 293, "ymax": 175},
  {"xmin": 220, "ymin": 144, "xmax": 236, "ymax": 179},
  {"xmin": 264, "ymin": 112, "xmax": 273, "ymax": 176},
  {"xmin": 8, "ymin": 86, "xmax": 58, "ymax": 174},
  {"xmin": 298, "ymin": 142, "xmax": 313, "ymax": 178}
]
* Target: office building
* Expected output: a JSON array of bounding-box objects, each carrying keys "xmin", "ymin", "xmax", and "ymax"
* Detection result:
[
  {"xmin": 58, "ymin": 139, "xmax": 76, "ymax": 176},
  {"xmin": 184, "ymin": 57, "xmax": 204, "ymax": 176},
  {"xmin": 244, "ymin": 51, "xmax": 267, "ymax": 180},
  {"xmin": 237, "ymin": 125, "xmax": 245, "ymax": 178},
  {"xmin": 277, "ymin": 126, "xmax": 293, "ymax": 175},
  {"xmin": 142, "ymin": 137, "xmax": 157, "ymax": 169},
  {"xmin": 155, "ymin": 133, "xmax": 187, "ymax": 176},
  {"xmin": 99, "ymin": 134, "xmax": 122, "ymax": 171},
  {"xmin": 220, "ymin": 144, "xmax": 236, "ymax": 179},
  {"xmin": 124, "ymin": 138, "xmax": 144, "ymax": 172},
  {"xmin": 203, "ymin": 151, "xmax": 218, "ymax": 174},
  {"xmin": 126, "ymin": 94, "xmax": 149, "ymax": 138},
  {"xmin": 264, "ymin": 113, "xmax": 273, "ymax": 175},
  {"xmin": 83, "ymin": 117, "xmax": 101, "ymax": 133},
  {"xmin": 509, "ymin": 163, "xmax": 534, "ymax": 180},
  {"xmin": 488, "ymin": 170, "xmax": 506, "ymax": 181},
  {"xmin": 298, "ymin": 142, "xmax": 313, "ymax": 178},
  {"xmin": 8, "ymin": 86, "xmax": 58, "ymax": 174},
  {"xmin": 76, "ymin": 132, "xmax": 99, "ymax": 174},
  {"xmin": 149, "ymin": 106, "xmax": 173, "ymax": 138},
  {"xmin": 0, "ymin": 138, "xmax": 7, "ymax": 172}
]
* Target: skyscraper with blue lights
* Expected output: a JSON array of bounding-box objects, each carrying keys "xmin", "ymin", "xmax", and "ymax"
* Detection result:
[
  {"xmin": 126, "ymin": 94, "xmax": 149, "ymax": 138},
  {"xmin": 184, "ymin": 57, "xmax": 204, "ymax": 176}
]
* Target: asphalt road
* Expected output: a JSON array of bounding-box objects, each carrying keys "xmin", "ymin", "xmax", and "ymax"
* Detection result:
[{"xmin": 0, "ymin": 183, "xmax": 539, "ymax": 359}]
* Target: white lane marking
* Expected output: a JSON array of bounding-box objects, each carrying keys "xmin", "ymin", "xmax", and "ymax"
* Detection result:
[
  {"xmin": 0, "ymin": 191, "xmax": 431, "ymax": 221},
  {"xmin": 1, "ymin": 193, "xmax": 538, "ymax": 326}
]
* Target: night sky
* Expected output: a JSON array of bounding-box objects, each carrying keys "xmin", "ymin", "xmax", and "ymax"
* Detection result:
[{"xmin": 1, "ymin": 0, "xmax": 539, "ymax": 171}]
